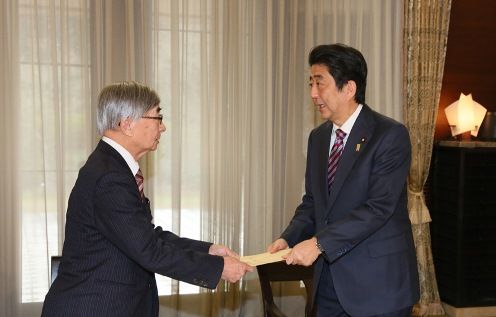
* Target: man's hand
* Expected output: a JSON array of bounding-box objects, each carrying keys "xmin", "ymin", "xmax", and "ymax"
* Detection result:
[
  {"xmin": 209, "ymin": 244, "xmax": 239, "ymax": 258},
  {"xmin": 221, "ymin": 256, "xmax": 254, "ymax": 283},
  {"xmin": 266, "ymin": 238, "xmax": 289, "ymax": 253},
  {"xmin": 283, "ymin": 237, "xmax": 320, "ymax": 266}
]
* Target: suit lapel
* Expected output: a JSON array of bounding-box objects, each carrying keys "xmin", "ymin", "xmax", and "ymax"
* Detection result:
[
  {"xmin": 326, "ymin": 105, "xmax": 375, "ymax": 214},
  {"xmin": 317, "ymin": 122, "xmax": 333, "ymax": 205}
]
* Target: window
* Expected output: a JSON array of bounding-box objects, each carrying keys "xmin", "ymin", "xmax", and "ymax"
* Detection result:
[
  {"xmin": 152, "ymin": 0, "xmax": 205, "ymax": 296},
  {"xmin": 19, "ymin": 0, "xmax": 207, "ymax": 300},
  {"xmin": 19, "ymin": 0, "xmax": 91, "ymax": 303}
]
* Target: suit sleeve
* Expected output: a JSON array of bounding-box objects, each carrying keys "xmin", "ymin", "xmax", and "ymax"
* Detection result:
[
  {"xmin": 315, "ymin": 124, "xmax": 411, "ymax": 263},
  {"xmin": 280, "ymin": 130, "xmax": 317, "ymax": 246},
  {"xmin": 153, "ymin": 226, "xmax": 212, "ymax": 253},
  {"xmin": 93, "ymin": 173, "xmax": 223, "ymax": 289}
]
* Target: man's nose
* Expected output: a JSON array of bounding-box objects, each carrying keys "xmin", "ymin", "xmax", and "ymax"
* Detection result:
[{"xmin": 310, "ymin": 84, "xmax": 319, "ymax": 99}]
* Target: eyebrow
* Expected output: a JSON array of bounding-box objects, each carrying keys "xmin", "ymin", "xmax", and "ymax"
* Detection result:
[{"xmin": 309, "ymin": 74, "xmax": 324, "ymax": 80}]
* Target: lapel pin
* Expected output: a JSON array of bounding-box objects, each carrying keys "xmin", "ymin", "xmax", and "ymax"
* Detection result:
[{"xmin": 356, "ymin": 137, "xmax": 366, "ymax": 152}]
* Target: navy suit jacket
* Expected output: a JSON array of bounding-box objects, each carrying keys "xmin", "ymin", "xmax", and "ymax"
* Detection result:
[
  {"xmin": 42, "ymin": 141, "xmax": 224, "ymax": 317},
  {"xmin": 281, "ymin": 105, "xmax": 420, "ymax": 316}
]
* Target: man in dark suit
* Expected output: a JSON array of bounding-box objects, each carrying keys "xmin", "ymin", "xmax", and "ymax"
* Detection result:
[
  {"xmin": 42, "ymin": 81, "xmax": 252, "ymax": 317},
  {"xmin": 267, "ymin": 44, "xmax": 419, "ymax": 316}
]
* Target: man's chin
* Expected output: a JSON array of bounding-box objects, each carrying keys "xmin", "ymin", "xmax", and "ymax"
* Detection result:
[{"xmin": 319, "ymin": 111, "xmax": 332, "ymax": 121}]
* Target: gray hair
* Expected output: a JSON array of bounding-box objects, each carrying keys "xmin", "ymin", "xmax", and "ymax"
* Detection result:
[{"xmin": 96, "ymin": 81, "xmax": 161, "ymax": 135}]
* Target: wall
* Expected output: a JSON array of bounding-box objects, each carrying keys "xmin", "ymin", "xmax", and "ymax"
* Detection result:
[{"xmin": 435, "ymin": 0, "xmax": 496, "ymax": 140}]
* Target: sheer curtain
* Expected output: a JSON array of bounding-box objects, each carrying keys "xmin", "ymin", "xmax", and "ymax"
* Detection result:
[
  {"xmin": 14, "ymin": 1, "xmax": 92, "ymax": 316},
  {"xmin": 0, "ymin": 1, "xmax": 21, "ymax": 316},
  {"xmin": 0, "ymin": 1, "xmax": 402, "ymax": 316},
  {"xmin": 0, "ymin": 0, "xmax": 92, "ymax": 315},
  {"xmin": 306, "ymin": 0, "xmax": 403, "ymax": 122}
]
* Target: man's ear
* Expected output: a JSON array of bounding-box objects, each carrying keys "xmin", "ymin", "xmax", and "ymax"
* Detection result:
[
  {"xmin": 119, "ymin": 117, "xmax": 134, "ymax": 136},
  {"xmin": 344, "ymin": 80, "xmax": 357, "ymax": 101}
]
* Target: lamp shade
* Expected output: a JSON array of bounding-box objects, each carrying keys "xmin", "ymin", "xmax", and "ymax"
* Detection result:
[{"xmin": 444, "ymin": 93, "xmax": 487, "ymax": 137}]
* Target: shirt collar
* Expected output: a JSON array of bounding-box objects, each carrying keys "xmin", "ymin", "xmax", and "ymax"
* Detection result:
[
  {"xmin": 333, "ymin": 104, "xmax": 363, "ymax": 135},
  {"xmin": 102, "ymin": 136, "xmax": 140, "ymax": 176}
]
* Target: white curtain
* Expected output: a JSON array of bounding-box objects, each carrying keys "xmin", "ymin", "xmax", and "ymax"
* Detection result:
[
  {"xmin": 2, "ymin": 1, "xmax": 92, "ymax": 316},
  {"xmin": 90, "ymin": 0, "xmax": 154, "ymax": 126},
  {"xmin": 0, "ymin": 1, "xmax": 402, "ymax": 316},
  {"xmin": 0, "ymin": 1, "xmax": 21, "ymax": 316}
]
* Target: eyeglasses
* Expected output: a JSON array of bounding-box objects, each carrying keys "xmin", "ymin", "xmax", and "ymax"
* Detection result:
[{"xmin": 141, "ymin": 114, "xmax": 163, "ymax": 124}]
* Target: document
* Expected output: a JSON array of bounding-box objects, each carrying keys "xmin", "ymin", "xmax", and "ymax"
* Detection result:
[{"xmin": 240, "ymin": 249, "xmax": 292, "ymax": 266}]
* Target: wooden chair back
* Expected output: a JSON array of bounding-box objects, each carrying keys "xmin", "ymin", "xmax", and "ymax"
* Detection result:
[{"xmin": 257, "ymin": 261, "xmax": 315, "ymax": 317}]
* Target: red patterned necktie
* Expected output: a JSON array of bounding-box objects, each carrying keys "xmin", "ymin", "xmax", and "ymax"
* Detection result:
[
  {"xmin": 135, "ymin": 169, "xmax": 144, "ymax": 200},
  {"xmin": 327, "ymin": 129, "xmax": 347, "ymax": 193}
]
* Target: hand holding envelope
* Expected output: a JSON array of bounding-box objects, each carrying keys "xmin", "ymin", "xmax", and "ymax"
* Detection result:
[{"xmin": 240, "ymin": 249, "xmax": 292, "ymax": 266}]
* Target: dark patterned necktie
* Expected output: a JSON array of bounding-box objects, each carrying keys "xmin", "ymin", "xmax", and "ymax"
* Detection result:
[
  {"xmin": 135, "ymin": 169, "xmax": 144, "ymax": 200},
  {"xmin": 327, "ymin": 129, "xmax": 347, "ymax": 193}
]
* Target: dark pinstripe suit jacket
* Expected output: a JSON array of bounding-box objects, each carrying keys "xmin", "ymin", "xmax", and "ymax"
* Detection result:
[
  {"xmin": 42, "ymin": 141, "xmax": 223, "ymax": 317},
  {"xmin": 281, "ymin": 105, "xmax": 420, "ymax": 316}
]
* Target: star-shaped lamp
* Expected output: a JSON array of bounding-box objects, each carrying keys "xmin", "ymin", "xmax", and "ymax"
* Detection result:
[{"xmin": 444, "ymin": 93, "xmax": 487, "ymax": 137}]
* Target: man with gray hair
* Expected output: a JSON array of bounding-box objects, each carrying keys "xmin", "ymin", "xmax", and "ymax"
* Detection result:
[{"xmin": 42, "ymin": 81, "xmax": 252, "ymax": 317}]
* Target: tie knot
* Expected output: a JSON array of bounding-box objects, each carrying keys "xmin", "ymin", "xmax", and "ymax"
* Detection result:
[{"xmin": 335, "ymin": 129, "xmax": 346, "ymax": 140}]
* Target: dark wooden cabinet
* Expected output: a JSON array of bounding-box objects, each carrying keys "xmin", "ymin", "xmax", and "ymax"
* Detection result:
[{"xmin": 431, "ymin": 141, "xmax": 496, "ymax": 307}]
